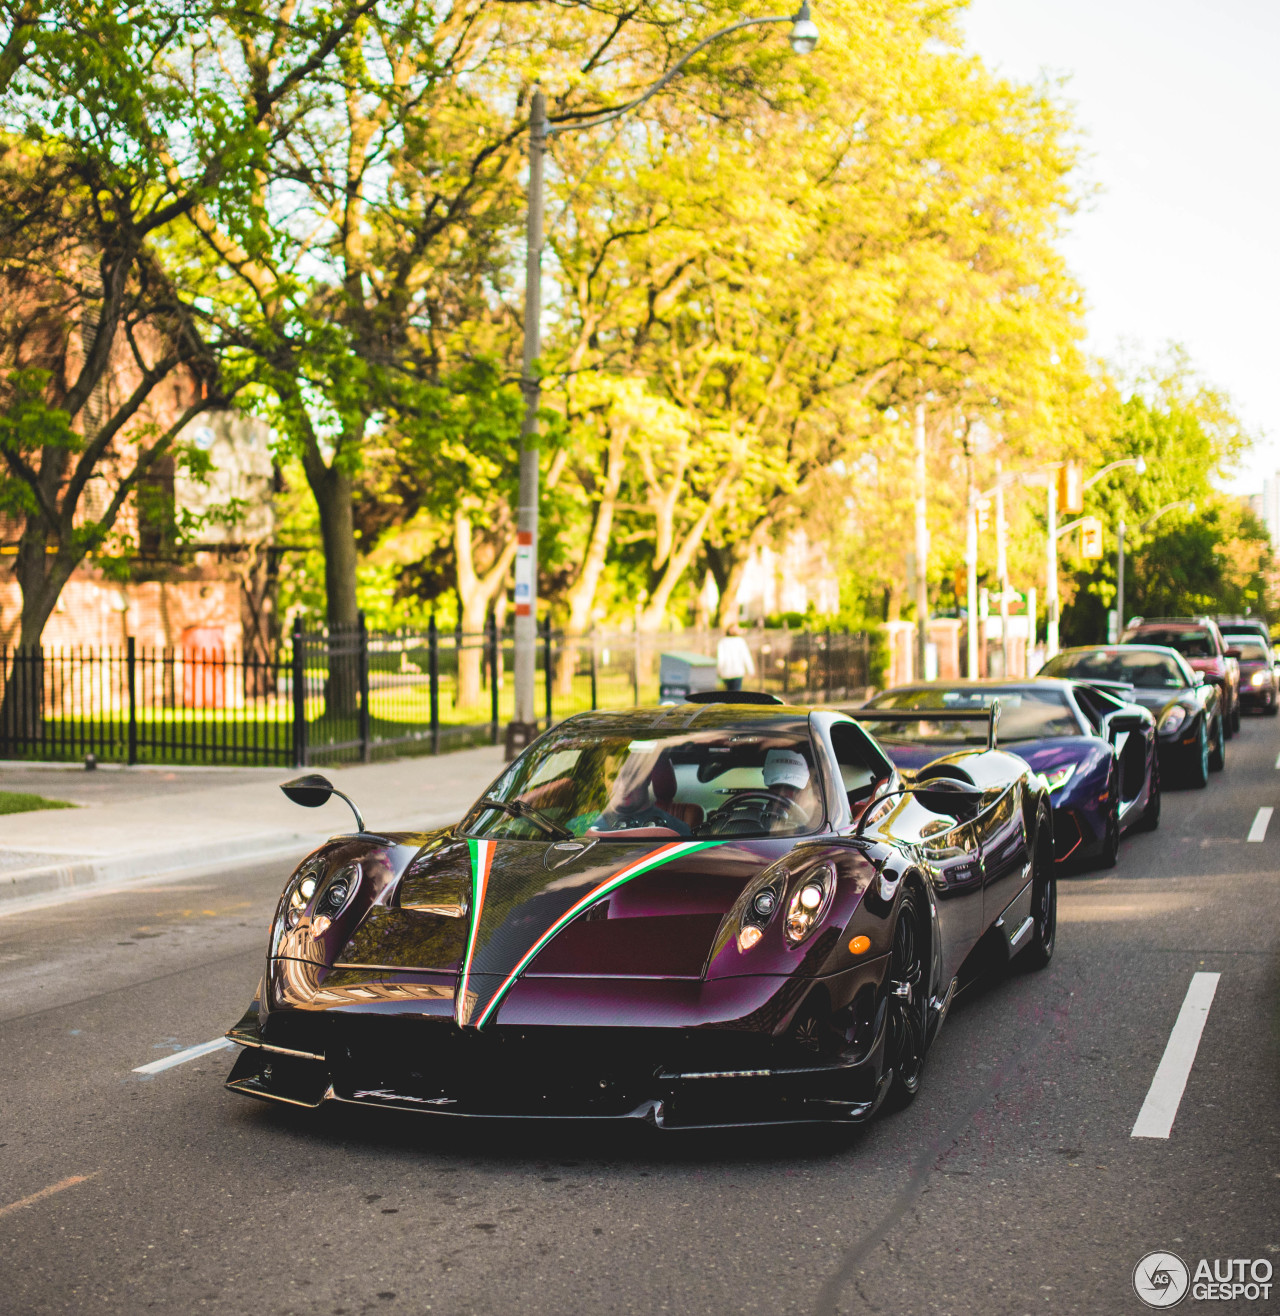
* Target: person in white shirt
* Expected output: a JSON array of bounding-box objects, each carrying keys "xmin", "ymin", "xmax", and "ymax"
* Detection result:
[{"xmin": 716, "ymin": 622, "xmax": 756, "ymax": 691}]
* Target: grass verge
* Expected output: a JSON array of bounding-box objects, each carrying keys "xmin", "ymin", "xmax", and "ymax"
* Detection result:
[{"xmin": 0, "ymin": 790, "xmax": 77, "ymax": 815}]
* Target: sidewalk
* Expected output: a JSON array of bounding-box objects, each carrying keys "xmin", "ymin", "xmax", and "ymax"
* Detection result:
[{"xmin": 0, "ymin": 747, "xmax": 506, "ymax": 907}]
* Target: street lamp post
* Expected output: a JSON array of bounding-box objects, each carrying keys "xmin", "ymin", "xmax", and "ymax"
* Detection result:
[
  {"xmin": 965, "ymin": 467, "xmax": 979, "ymax": 678},
  {"xmin": 1116, "ymin": 518, "xmax": 1126, "ymax": 640},
  {"xmin": 508, "ymin": 5, "xmax": 819, "ymax": 751},
  {"xmin": 1043, "ymin": 455, "xmax": 1146, "ymax": 659},
  {"xmin": 995, "ymin": 460, "xmax": 1011, "ymax": 675},
  {"xmin": 1116, "ymin": 499, "xmax": 1196, "ymax": 637},
  {"xmin": 913, "ymin": 403, "xmax": 929, "ymax": 680}
]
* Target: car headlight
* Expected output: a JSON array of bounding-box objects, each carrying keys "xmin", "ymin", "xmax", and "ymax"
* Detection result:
[
  {"xmin": 1251, "ymin": 670, "xmax": 1270, "ymax": 687},
  {"xmin": 1042, "ymin": 763, "xmax": 1076, "ymax": 793},
  {"xmin": 1159, "ymin": 706, "xmax": 1188, "ymax": 734},
  {"xmin": 283, "ymin": 858, "xmax": 324, "ymax": 928},
  {"xmin": 316, "ymin": 861, "xmax": 360, "ymax": 916},
  {"xmin": 735, "ymin": 866, "xmax": 788, "ymax": 952},
  {"xmin": 784, "ymin": 862, "xmax": 836, "ymax": 946}
]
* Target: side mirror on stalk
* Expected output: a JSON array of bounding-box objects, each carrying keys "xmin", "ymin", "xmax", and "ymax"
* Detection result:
[
  {"xmin": 280, "ymin": 773, "xmax": 366, "ymax": 832},
  {"xmin": 855, "ymin": 775, "xmax": 987, "ymax": 835},
  {"xmin": 911, "ymin": 777, "xmax": 987, "ymax": 819}
]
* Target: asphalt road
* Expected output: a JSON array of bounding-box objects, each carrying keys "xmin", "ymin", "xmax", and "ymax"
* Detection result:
[{"xmin": 2, "ymin": 722, "xmax": 1278, "ymax": 1315}]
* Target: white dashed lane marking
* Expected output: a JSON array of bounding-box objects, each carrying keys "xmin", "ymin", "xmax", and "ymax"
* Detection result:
[
  {"xmin": 133, "ymin": 1038, "xmax": 234, "ymax": 1075},
  {"xmin": 1132, "ymin": 972, "xmax": 1221, "ymax": 1139},
  {"xmin": 1247, "ymin": 807, "xmax": 1273, "ymax": 842}
]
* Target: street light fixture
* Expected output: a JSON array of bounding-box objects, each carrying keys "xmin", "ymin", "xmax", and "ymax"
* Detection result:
[
  {"xmin": 789, "ymin": 2, "xmax": 820, "ymax": 54},
  {"xmin": 508, "ymin": 7, "xmax": 819, "ymax": 753},
  {"xmin": 1116, "ymin": 499, "xmax": 1197, "ymax": 636}
]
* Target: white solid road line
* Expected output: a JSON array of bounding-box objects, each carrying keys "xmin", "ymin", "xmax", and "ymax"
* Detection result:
[
  {"xmin": 133, "ymin": 1038, "xmax": 234, "ymax": 1076},
  {"xmin": 1247, "ymin": 807, "xmax": 1273, "ymax": 842},
  {"xmin": 1132, "ymin": 972, "xmax": 1221, "ymax": 1139}
]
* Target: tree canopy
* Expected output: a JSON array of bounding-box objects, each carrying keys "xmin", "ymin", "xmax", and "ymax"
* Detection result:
[{"xmin": 0, "ymin": 0, "xmax": 1270, "ymax": 670}]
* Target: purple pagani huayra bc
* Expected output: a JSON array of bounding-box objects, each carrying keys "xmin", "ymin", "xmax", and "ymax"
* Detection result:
[{"xmin": 226, "ymin": 695, "xmax": 1056, "ymax": 1128}]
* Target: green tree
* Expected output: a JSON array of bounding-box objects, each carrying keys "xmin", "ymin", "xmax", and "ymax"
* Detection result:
[
  {"xmin": 1060, "ymin": 351, "xmax": 1269, "ymax": 641},
  {"xmin": 0, "ymin": 0, "xmax": 377, "ymax": 655}
]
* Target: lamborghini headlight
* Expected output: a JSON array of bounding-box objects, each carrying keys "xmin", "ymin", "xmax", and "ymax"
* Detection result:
[
  {"xmin": 784, "ymin": 862, "xmax": 836, "ymax": 946},
  {"xmin": 1159, "ymin": 706, "xmax": 1188, "ymax": 735},
  {"xmin": 1042, "ymin": 763, "xmax": 1076, "ymax": 794}
]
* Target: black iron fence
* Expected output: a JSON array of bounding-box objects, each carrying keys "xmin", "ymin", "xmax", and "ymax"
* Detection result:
[{"xmin": 0, "ymin": 621, "xmax": 873, "ymax": 767}]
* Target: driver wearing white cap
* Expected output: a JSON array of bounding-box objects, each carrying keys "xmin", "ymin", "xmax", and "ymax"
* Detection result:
[{"xmin": 761, "ymin": 747, "xmax": 820, "ymax": 824}]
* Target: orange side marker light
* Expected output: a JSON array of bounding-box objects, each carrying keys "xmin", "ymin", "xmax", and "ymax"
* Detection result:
[{"xmin": 848, "ymin": 935, "xmax": 871, "ymax": 955}]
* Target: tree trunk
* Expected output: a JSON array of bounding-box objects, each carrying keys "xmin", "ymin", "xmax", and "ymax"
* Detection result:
[
  {"xmin": 639, "ymin": 465, "xmax": 739, "ymax": 631},
  {"xmin": 557, "ymin": 419, "xmax": 626, "ymax": 694},
  {"xmin": 302, "ymin": 443, "xmax": 361, "ymax": 718},
  {"xmin": 1, "ymin": 529, "xmax": 79, "ymax": 745},
  {"xmin": 454, "ymin": 509, "xmax": 517, "ymax": 709}
]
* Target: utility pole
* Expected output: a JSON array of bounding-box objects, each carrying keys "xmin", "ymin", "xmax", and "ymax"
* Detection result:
[
  {"xmin": 995, "ymin": 461, "xmax": 1011, "ymax": 676},
  {"xmin": 505, "ymin": 13, "xmax": 818, "ymax": 749},
  {"xmin": 965, "ymin": 466, "xmax": 979, "ymax": 679},
  {"xmin": 1045, "ymin": 477, "xmax": 1060, "ymax": 658},
  {"xmin": 914, "ymin": 403, "xmax": 929, "ymax": 681},
  {"xmin": 510, "ymin": 89, "xmax": 546, "ymax": 749}
]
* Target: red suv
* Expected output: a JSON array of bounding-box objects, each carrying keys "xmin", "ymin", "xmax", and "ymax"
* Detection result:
[{"xmin": 1122, "ymin": 617, "xmax": 1241, "ymax": 737}]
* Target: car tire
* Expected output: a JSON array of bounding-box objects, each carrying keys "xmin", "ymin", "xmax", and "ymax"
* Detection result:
[
  {"xmin": 1208, "ymin": 715, "xmax": 1226, "ymax": 772},
  {"xmin": 1223, "ymin": 694, "xmax": 1234, "ymax": 739},
  {"xmin": 1268, "ymin": 693, "xmax": 1279, "ymax": 718},
  {"xmin": 883, "ymin": 886, "xmax": 927, "ymax": 1113},
  {"xmin": 1186, "ymin": 720, "xmax": 1210, "ymax": 788},
  {"xmin": 1019, "ymin": 817, "xmax": 1057, "ymax": 970},
  {"xmin": 1231, "ymin": 696, "xmax": 1241, "ymax": 734},
  {"xmin": 1095, "ymin": 774, "xmax": 1120, "ymax": 869},
  {"xmin": 1137, "ymin": 754, "xmax": 1161, "ymax": 832}
]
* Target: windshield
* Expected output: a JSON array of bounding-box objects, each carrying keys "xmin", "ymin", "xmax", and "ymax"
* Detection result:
[
  {"xmin": 1040, "ymin": 649, "xmax": 1188, "ymax": 689},
  {"xmin": 462, "ymin": 723, "xmax": 826, "ymax": 841},
  {"xmin": 865, "ymin": 687, "xmax": 1081, "ymax": 743},
  {"xmin": 1225, "ymin": 638, "xmax": 1268, "ymax": 661},
  {"xmin": 1128, "ymin": 628, "xmax": 1214, "ymax": 658}
]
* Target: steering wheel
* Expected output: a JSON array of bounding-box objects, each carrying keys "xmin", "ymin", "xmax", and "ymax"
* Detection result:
[{"xmin": 698, "ymin": 789, "xmax": 806, "ymax": 834}]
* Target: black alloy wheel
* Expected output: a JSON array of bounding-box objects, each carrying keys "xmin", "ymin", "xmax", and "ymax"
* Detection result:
[
  {"xmin": 1186, "ymin": 718, "xmax": 1210, "ymax": 788},
  {"xmin": 1019, "ymin": 818, "xmax": 1057, "ymax": 969},
  {"xmin": 1095, "ymin": 769, "xmax": 1120, "ymax": 869},
  {"xmin": 883, "ymin": 887, "xmax": 927, "ymax": 1111},
  {"xmin": 1209, "ymin": 714, "xmax": 1226, "ymax": 772},
  {"xmin": 1137, "ymin": 752, "xmax": 1161, "ymax": 832}
]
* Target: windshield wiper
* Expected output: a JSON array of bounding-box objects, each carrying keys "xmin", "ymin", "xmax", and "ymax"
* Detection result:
[{"xmin": 477, "ymin": 795, "xmax": 572, "ymax": 840}]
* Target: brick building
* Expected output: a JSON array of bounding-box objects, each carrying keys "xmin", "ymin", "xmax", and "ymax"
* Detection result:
[{"xmin": 1, "ymin": 407, "xmax": 277, "ymax": 657}]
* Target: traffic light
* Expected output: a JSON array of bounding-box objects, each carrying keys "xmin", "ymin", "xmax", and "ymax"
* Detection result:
[
  {"xmin": 1058, "ymin": 461, "xmax": 1084, "ymax": 513},
  {"xmin": 1080, "ymin": 516, "xmax": 1103, "ymax": 558}
]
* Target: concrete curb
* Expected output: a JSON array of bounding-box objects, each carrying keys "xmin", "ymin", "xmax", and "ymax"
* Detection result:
[
  {"xmin": 0, "ymin": 806, "xmax": 471, "ymax": 909},
  {"xmin": 0, "ymin": 831, "xmax": 317, "ymax": 904}
]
